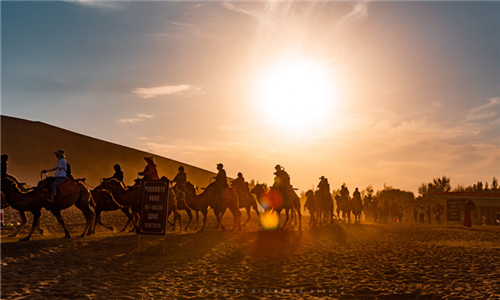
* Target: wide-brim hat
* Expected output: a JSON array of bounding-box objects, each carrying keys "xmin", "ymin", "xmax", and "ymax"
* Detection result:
[
  {"xmin": 319, "ymin": 176, "xmax": 325, "ymax": 180},
  {"xmin": 217, "ymin": 163, "xmax": 223, "ymax": 168},
  {"xmin": 54, "ymin": 149, "xmax": 65, "ymax": 157}
]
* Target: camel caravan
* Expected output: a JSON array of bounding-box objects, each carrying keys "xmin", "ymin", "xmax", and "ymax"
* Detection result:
[{"xmin": 1, "ymin": 150, "xmax": 364, "ymax": 241}]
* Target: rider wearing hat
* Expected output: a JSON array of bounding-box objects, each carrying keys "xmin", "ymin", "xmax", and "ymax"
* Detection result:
[
  {"xmin": 138, "ymin": 156, "xmax": 159, "ymax": 181},
  {"xmin": 42, "ymin": 149, "xmax": 68, "ymax": 203},
  {"xmin": 273, "ymin": 164, "xmax": 290, "ymax": 194}
]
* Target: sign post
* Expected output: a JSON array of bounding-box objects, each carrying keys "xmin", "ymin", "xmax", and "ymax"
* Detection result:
[{"xmin": 139, "ymin": 180, "xmax": 169, "ymax": 235}]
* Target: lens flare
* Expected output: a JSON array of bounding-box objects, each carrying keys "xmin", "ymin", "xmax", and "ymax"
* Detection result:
[{"xmin": 260, "ymin": 210, "xmax": 280, "ymax": 230}]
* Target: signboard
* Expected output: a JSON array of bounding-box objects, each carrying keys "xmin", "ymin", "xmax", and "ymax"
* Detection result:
[
  {"xmin": 446, "ymin": 199, "xmax": 462, "ymax": 222},
  {"xmin": 139, "ymin": 180, "xmax": 169, "ymax": 235}
]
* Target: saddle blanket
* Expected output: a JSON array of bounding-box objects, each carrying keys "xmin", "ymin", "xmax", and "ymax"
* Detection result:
[{"xmin": 58, "ymin": 178, "xmax": 80, "ymax": 196}]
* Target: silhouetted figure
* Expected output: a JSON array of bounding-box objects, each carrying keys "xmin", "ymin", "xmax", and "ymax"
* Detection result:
[
  {"xmin": 352, "ymin": 187, "xmax": 363, "ymax": 224},
  {"xmin": 107, "ymin": 164, "xmax": 124, "ymax": 183},
  {"xmin": 214, "ymin": 163, "xmax": 228, "ymax": 206},
  {"xmin": 272, "ymin": 164, "xmax": 291, "ymax": 195},
  {"xmin": 42, "ymin": 149, "xmax": 68, "ymax": 203},
  {"xmin": 138, "ymin": 157, "xmax": 159, "ymax": 181},
  {"xmin": 172, "ymin": 166, "xmax": 187, "ymax": 190},
  {"xmin": 317, "ymin": 176, "xmax": 333, "ymax": 224},
  {"xmin": 304, "ymin": 190, "xmax": 318, "ymax": 226},
  {"xmin": 413, "ymin": 207, "xmax": 418, "ymax": 223},
  {"xmin": 433, "ymin": 204, "xmax": 443, "ymax": 224},
  {"xmin": 463, "ymin": 200, "xmax": 475, "ymax": 229},
  {"xmin": 231, "ymin": 172, "xmax": 246, "ymax": 190}
]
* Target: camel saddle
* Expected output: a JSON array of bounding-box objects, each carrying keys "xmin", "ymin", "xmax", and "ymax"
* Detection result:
[{"xmin": 58, "ymin": 178, "xmax": 80, "ymax": 197}]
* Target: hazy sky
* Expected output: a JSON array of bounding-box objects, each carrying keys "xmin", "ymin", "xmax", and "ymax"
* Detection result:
[{"xmin": 2, "ymin": 1, "xmax": 499, "ymax": 194}]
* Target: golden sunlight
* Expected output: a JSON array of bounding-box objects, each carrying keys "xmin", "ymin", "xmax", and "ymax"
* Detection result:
[{"xmin": 254, "ymin": 59, "xmax": 338, "ymax": 130}]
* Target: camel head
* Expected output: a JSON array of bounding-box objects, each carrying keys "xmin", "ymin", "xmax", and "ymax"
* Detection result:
[
  {"xmin": 251, "ymin": 184, "xmax": 267, "ymax": 197},
  {"xmin": 100, "ymin": 178, "xmax": 126, "ymax": 192}
]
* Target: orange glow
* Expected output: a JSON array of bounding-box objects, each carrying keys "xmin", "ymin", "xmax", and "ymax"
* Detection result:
[{"xmin": 260, "ymin": 210, "xmax": 280, "ymax": 230}]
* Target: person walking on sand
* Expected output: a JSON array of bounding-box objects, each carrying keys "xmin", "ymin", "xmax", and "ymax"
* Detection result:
[
  {"xmin": 42, "ymin": 149, "xmax": 68, "ymax": 204},
  {"xmin": 138, "ymin": 157, "xmax": 159, "ymax": 181},
  {"xmin": 463, "ymin": 200, "xmax": 475, "ymax": 229}
]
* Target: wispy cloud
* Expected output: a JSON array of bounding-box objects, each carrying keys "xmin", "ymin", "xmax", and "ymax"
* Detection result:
[
  {"xmin": 117, "ymin": 114, "xmax": 155, "ymax": 124},
  {"xmin": 64, "ymin": 0, "xmax": 123, "ymax": 10},
  {"xmin": 131, "ymin": 85, "xmax": 201, "ymax": 99},
  {"xmin": 466, "ymin": 97, "xmax": 500, "ymax": 121}
]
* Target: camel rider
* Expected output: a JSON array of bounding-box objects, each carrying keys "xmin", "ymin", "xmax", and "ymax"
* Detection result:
[
  {"xmin": 214, "ymin": 163, "xmax": 228, "ymax": 206},
  {"xmin": 273, "ymin": 164, "xmax": 291, "ymax": 195},
  {"xmin": 317, "ymin": 176, "xmax": 331, "ymax": 199},
  {"xmin": 231, "ymin": 172, "xmax": 246, "ymax": 190},
  {"xmin": 340, "ymin": 184, "xmax": 350, "ymax": 199},
  {"xmin": 138, "ymin": 156, "xmax": 159, "ymax": 181},
  {"xmin": 105, "ymin": 164, "xmax": 123, "ymax": 183},
  {"xmin": 42, "ymin": 149, "xmax": 68, "ymax": 203},
  {"xmin": 171, "ymin": 166, "xmax": 187, "ymax": 190}
]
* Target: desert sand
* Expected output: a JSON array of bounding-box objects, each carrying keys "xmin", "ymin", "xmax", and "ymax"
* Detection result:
[{"xmin": 1, "ymin": 207, "xmax": 499, "ymax": 299}]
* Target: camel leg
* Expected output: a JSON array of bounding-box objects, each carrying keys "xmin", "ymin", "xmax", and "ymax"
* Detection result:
[
  {"xmin": 242, "ymin": 207, "xmax": 251, "ymax": 227},
  {"xmin": 194, "ymin": 211, "xmax": 199, "ymax": 231},
  {"xmin": 183, "ymin": 209, "xmax": 192, "ymax": 231},
  {"xmin": 199, "ymin": 210, "xmax": 207, "ymax": 233},
  {"xmin": 230, "ymin": 207, "xmax": 242, "ymax": 231},
  {"xmin": 90, "ymin": 209, "xmax": 101, "ymax": 235},
  {"xmin": 9, "ymin": 211, "xmax": 27, "ymax": 237},
  {"xmin": 19, "ymin": 211, "xmax": 42, "ymax": 242},
  {"xmin": 51, "ymin": 210, "xmax": 71, "ymax": 238},
  {"xmin": 297, "ymin": 205, "xmax": 302, "ymax": 231},
  {"xmin": 214, "ymin": 208, "xmax": 226, "ymax": 231},
  {"xmin": 252, "ymin": 202, "xmax": 261, "ymax": 225},
  {"xmin": 176, "ymin": 211, "xmax": 182, "ymax": 233},
  {"xmin": 96, "ymin": 213, "xmax": 114, "ymax": 231},
  {"xmin": 280, "ymin": 210, "xmax": 289, "ymax": 230}
]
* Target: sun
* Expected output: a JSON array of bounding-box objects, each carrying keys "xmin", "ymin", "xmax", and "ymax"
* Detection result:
[{"xmin": 254, "ymin": 58, "xmax": 338, "ymax": 130}]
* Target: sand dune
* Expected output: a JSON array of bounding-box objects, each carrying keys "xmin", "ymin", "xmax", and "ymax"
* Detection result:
[
  {"xmin": 1, "ymin": 207, "xmax": 499, "ymax": 299},
  {"xmin": 1, "ymin": 115, "xmax": 217, "ymax": 189}
]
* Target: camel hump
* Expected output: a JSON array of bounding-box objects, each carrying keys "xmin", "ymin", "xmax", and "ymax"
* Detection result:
[{"xmin": 222, "ymin": 187, "xmax": 233, "ymax": 199}]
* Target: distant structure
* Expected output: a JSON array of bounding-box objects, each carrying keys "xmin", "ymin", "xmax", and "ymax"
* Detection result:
[{"xmin": 430, "ymin": 192, "xmax": 500, "ymax": 225}]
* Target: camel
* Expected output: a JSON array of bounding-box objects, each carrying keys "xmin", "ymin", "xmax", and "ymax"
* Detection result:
[
  {"xmin": 304, "ymin": 190, "xmax": 318, "ymax": 226},
  {"xmin": 170, "ymin": 185, "xmax": 193, "ymax": 231},
  {"xmin": 1, "ymin": 176, "xmax": 95, "ymax": 240},
  {"xmin": 179, "ymin": 182, "xmax": 209, "ymax": 232},
  {"xmin": 99, "ymin": 179, "xmax": 142, "ymax": 232},
  {"xmin": 316, "ymin": 190, "xmax": 335, "ymax": 225},
  {"xmin": 89, "ymin": 184, "xmax": 130, "ymax": 234},
  {"xmin": 183, "ymin": 181, "xmax": 240, "ymax": 231},
  {"xmin": 335, "ymin": 194, "xmax": 351, "ymax": 223},
  {"xmin": 251, "ymin": 184, "xmax": 301, "ymax": 230},
  {"xmin": 1, "ymin": 178, "xmax": 45, "ymax": 240},
  {"xmin": 230, "ymin": 181, "xmax": 260, "ymax": 226},
  {"xmin": 206, "ymin": 182, "xmax": 241, "ymax": 231},
  {"xmin": 100, "ymin": 178, "xmax": 182, "ymax": 233}
]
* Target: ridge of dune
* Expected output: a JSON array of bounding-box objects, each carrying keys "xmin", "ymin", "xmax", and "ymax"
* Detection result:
[{"xmin": 1, "ymin": 115, "xmax": 216, "ymax": 188}]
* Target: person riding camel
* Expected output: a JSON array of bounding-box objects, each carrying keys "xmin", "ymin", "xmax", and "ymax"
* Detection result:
[
  {"xmin": 317, "ymin": 176, "xmax": 331, "ymax": 199},
  {"xmin": 104, "ymin": 164, "xmax": 124, "ymax": 183},
  {"xmin": 340, "ymin": 184, "xmax": 350, "ymax": 198},
  {"xmin": 273, "ymin": 164, "xmax": 291, "ymax": 196},
  {"xmin": 231, "ymin": 172, "xmax": 246, "ymax": 190},
  {"xmin": 214, "ymin": 163, "xmax": 228, "ymax": 207},
  {"xmin": 171, "ymin": 166, "xmax": 187, "ymax": 191},
  {"xmin": 42, "ymin": 149, "xmax": 68, "ymax": 204},
  {"xmin": 138, "ymin": 156, "xmax": 159, "ymax": 181}
]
